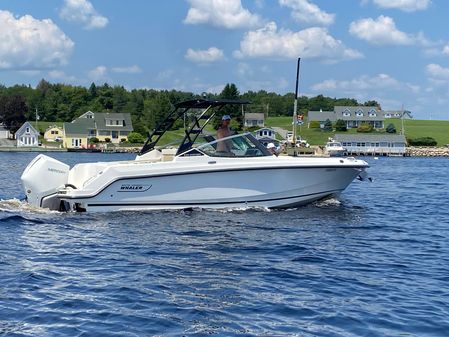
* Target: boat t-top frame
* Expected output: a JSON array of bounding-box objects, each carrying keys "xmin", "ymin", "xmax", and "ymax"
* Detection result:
[{"xmin": 139, "ymin": 99, "xmax": 250, "ymax": 156}]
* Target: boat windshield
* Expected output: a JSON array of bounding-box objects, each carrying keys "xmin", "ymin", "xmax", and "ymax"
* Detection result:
[{"xmin": 194, "ymin": 133, "xmax": 272, "ymax": 157}]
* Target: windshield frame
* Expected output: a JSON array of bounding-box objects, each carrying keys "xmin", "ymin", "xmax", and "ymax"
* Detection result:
[{"xmin": 179, "ymin": 132, "xmax": 272, "ymax": 158}]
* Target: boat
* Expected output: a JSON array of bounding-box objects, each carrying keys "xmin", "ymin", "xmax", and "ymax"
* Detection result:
[
  {"xmin": 21, "ymin": 99, "xmax": 369, "ymax": 212},
  {"xmin": 325, "ymin": 138, "xmax": 346, "ymax": 157}
]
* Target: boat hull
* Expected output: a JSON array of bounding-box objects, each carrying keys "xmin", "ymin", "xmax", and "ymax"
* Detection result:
[{"xmin": 59, "ymin": 165, "xmax": 365, "ymax": 212}]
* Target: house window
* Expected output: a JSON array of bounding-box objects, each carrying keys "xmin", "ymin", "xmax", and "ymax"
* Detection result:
[
  {"xmin": 119, "ymin": 131, "xmax": 129, "ymax": 136},
  {"xmin": 26, "ymin": 127, "xmax": 30, "ymax": 133},
  {"xmin": 356, "ymin": 109, "xmax": 364, "ymax": 117},
  {"xmin": 99, "ymin": 130, "xmax": 110, "ymax": 136},
  {"xmin": 369, "ymin": 112, "xmax": 377, "ymax": 117},
  {"xmin": 343, "ymin": 111, "xmax": 351, "ymax": 117}
]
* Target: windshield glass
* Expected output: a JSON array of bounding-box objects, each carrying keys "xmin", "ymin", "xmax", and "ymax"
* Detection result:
[{"xmin": 196, "ymin": 133, "xmax": 271, "ymax": 157}]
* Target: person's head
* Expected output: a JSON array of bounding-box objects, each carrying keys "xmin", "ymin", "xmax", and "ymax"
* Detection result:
[
  {"xmin": 221, "ymin": 115, "xmax": 231, "ymax": 126},
  {"xmin": 267, "ymin": 142, "xmax": 277, "ymax": 155}
]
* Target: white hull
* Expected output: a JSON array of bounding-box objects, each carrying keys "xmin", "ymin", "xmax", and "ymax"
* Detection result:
[{"xmin": 22, "ymin": 154, "xmax": 368, "ymax": 212}]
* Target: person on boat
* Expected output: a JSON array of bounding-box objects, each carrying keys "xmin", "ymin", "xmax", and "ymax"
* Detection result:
[
  {"xmin": 267, "ymin": 142, "xmax": 279, "ymax": 156},
  {"xmin": 216, "ymin": 115, "xmax": 233, "ymax": 153}
]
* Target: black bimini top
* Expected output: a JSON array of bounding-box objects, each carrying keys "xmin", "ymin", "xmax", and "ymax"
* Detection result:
[{"xmin": 139, "ymin": 99, "xmax": 251, "ymax": 156}]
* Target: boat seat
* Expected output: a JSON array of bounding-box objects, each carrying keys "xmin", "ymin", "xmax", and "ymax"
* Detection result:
[{"xmin": 68, "ymin": 162, "xmax": 113, "ymax": 189}]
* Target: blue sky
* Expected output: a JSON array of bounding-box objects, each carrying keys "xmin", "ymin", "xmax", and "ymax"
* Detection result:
[{"xmin": 1, "ymin": 0, "xmax": 449, "ymax": 120}]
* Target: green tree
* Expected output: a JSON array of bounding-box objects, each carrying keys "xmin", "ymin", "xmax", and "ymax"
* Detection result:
[
  {"xmin": 386, "ymin": 123, "xmax": 397, "ymax": 133},
  {"xmin": 0, "ymin": 95, "xmax": 28, "ymax": 133},
  {"xmin": 217, "ymin": 83, "xmax": 242, "ymax": 130},
  {"xmin": 357, "ymin": 123, "xmax": 374, "ymax": 133},
  {"xmin": 335, "ymin": 119, "xmax": 347, "ymax": 131},
  {"xmin": 322, "ymin": 118, "xmax": 333, "ymax": 132},
  {"xmin": 127, "ymin": 132, "xmax": 146, "ymax": 143}
]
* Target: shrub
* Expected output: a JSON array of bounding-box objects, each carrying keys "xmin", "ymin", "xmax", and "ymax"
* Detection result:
[
  {"xmin": 386, "ymin": 123, "xmax": 397, "ymax": 133},
  {"xmin": 357, "ymin": 123, "xmax": 373, "ymax": 133},
  {"xmin": 89, "ymin": 137, "xmax": 99, "ymax": 144},
  {"xmin": 120, "ymin": 138, "xmax": 127, "ymax": 143},
  {"xmin": 335, "ymin": 119, "xmax": 347, "ymax": 132},
  {"xmin": 408, "ymin": 137, "xmax": 437, "ymax": 146},
  {"xmin": 105, "ymin": 137, "xmax": 111, "ymax": 143},
  {"xmin": 322, "ymin": 119, "xmax": 333, "ymax": 132},
  {"xmin": 309, "ymin": 121, "xmax": 320, "ymax": 129},
  {"xmin": 127, "ymin": 132, "xmax": 146, "ymax": 144}
]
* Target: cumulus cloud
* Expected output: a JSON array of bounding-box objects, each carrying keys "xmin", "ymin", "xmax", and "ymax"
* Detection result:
[
  {"xmin": 111, "ymin": 65, "xmax": 142, "ymax": 74},
  {"xmin": 184, "ymin": 0, "xmax": 262, "ymax": 29},
  {"xmin": 279, "ymin": 0, "xmax": 335, "ymax": 26},
  {"xmin": 443, "ymin": 44, "xmax": 449, "ymax": 55},
  {"xmin": 349, "ymin": 15, "xmax": 415, "ymax": 45},
  {"xmin": 312, "ymin": 73, "xmax": 406, "ymax": 92},
  {"xmin": 234, "ymin": 22, "xmax": 362, "ymax": 62},
  {"xmin": 60, "ymin": 0, "xmax": 108, "ymax": 29},
  {"xmin": 426, "ymin": 63, "xmax": 449, "ymax": 81},
  {"xmin": 372, "ymin": 0, "xmax": 430, "ymax": 12},
  {"xmin": 0, "ymin": 10, "xmax": 74, "ymax": 70},
  {"xmin": 88, "ymin": 65, "xmax": 109, "ymax": 82},
  {"xmin": 185, "ymin": 47, "xmax": 225, "ymax": 63},
  {"xmin": 48, "ymin": 70, "xmax": 76, "ymax": 82}
]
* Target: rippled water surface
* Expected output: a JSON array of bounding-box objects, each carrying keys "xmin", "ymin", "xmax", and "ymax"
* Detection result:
[{"xmin": 1, "ymin": 152, "xmax": 448, "ymax": 336}]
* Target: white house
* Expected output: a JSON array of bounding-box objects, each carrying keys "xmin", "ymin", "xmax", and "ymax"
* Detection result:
[
  {"xmin": 254, "ymin": 127, "xmax": 280, "ymax": 147},
  {"xmin": 0, "ymin": 124, "xmax": 11, "ymax": 139},
  {"xmin": 15, "ymin": 122, "xmax": 40, "ymax": 147},
  {"xmin": 244, "ymin": 112, "xmax": 265, "ymax": 127}
]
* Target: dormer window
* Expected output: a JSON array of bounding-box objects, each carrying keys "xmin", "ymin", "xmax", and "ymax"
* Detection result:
[
  {"xmin": 343, "ymin": 109, "xmax": 351, "ymax": 117},
  {"xmin": 369, "ymin": 112, "xmax": 377, "ymax": 117},
  {"xmin": 26, "ymin": 127, "xmax": 30, "ymax": 133},
  {"xmin": 356, "ymin": 109, "xmax": 364, "ymax": 117}
]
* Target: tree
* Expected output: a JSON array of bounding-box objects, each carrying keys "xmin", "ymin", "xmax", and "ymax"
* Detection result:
[
  {"xmin": 216, "ymin": 83, "xmax": 242, "ymax": 130},
  {"xmin": 322, "ymin": 119, "xmax": 333, "ymax": 132},
  {"xmin": 127, "ymin": 132, "xmax": 146, "ymax": 143},
  {"xmin": 335, "ymin": 119, "xmax": 347, "ymax": 131},
  {"xmin": 0, "ymin": 95, "xmax": 27, "ymax": 133},
  {"xmin": 386, "ymin": 123, "xmax": 397, "ymax": 133},
  {"xmin": 357, "ymin": 123, "xmax": 374, "ymax": 133}
]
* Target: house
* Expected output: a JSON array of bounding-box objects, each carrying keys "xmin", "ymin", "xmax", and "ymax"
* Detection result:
[
  {"xmin": 244, "ymin": 112, "xmax": 265, "ymax": 127},
  {"xmin": 0, "ymin": 124, "xmax": 11, "ymax": 139},
  {"xmin": 15, "ymin": 122, "xmax": 40, "ymax": 147},
  {"xmin": 308, "ymin": 106, "xmax": 385, "ymax": 129},
  {"xmin": 63, "ymin": 111, "xmax": 133, "ymax": 149},
  {"xmin": 254, "ymin": 127, "xmax": 280, "ymax": 147},
  {"xmin": 383, "ymin": 110, "xmax": 413, "ymax": 119},
  {"xmin": 44, "ymin": 125, "xmax": 63, "ymax": 142},
  {"xmin": 334, "ymin": 134, "xmax": 407, "ymax": 156}
]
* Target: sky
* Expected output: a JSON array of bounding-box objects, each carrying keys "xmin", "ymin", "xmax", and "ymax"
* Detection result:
[{"xmin": 1, "ymin": 0, "xmax": 449, "ymax": 120}]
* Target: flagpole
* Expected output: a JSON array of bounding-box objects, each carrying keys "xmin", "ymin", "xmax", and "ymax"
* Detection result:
[{"xmin": 293, "ymin": 57, "xmax": 301, "ymax": 157}]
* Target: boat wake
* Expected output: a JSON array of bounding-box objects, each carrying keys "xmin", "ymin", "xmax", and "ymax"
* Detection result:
[
  {"xmin": 0, "ymin": 198, "xmax": 58, "ymax": 215},
  {"xmin": 314, "ymin": 197, "xmax": 341, "ymax": 207}
]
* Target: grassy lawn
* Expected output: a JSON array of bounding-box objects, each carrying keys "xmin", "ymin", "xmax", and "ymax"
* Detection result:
[{"xmin": 266, "ymin": 117, "xmax": 449, "ymax": 146}]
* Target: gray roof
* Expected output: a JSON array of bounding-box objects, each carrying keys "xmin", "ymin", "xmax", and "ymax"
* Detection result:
[
  {"xmin": 16, "ymin": 121, "xmax": 39, "ymax": 136},
  {"xmin": 244, "ymin": 112, "xmax": 265, "ymax": 120},
  {"xmin": 94, "ymin": 112, "xmax": 133, "ymax": 132},
  {"xmin": 64, "ymin": 118, "xmax": 95, "ymax": 137},
  {"xmin": 334, "ymin": 134, "xmax": 406, "ymax": 143},
  {"xmin": 309, "ymin": 106, "xmax": 384, "ymax": 122}
]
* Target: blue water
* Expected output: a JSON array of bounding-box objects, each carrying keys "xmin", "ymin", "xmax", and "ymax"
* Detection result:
[{"xmin": 1, "ymin": 153, "xmax": 448, "ymax": 336}]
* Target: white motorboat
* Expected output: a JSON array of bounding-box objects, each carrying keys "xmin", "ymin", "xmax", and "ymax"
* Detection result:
[
  {"xmin": 21, "ymin": 100, "xmax": 369, "ymax": 212},
  {"xmin": 325, "ymin": 139, "xmax": 346, "ymax": 157}
]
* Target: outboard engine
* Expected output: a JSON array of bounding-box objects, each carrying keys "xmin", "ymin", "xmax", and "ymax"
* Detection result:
[{"xmin": 21, "ymin": 154, "xmax": 70, "ymax": 210}]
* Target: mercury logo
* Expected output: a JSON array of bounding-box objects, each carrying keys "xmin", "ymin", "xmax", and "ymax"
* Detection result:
[{"xmin": 118, "ymin": 184, "xmax": 152, "ymax": 192}]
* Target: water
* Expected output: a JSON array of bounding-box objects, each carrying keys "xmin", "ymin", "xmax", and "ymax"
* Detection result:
[{"xmin": 1, "ymin": 153, "xmax": 448, "ymax": 336}]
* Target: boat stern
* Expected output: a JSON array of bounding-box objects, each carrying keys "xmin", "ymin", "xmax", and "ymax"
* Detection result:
[{"xmin": 21, "ymin": 154, "xmax": 70, "ymax": 210}]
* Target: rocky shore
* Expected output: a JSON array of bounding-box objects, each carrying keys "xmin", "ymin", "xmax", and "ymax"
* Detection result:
[{"xmin": 407, "ymin": 146, "xmax": 449, "ymax": 157}]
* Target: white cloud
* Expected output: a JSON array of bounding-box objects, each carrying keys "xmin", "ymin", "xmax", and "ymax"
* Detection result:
[
  {"xmin": 185, "ymin": 47, "xmax": 225, "ymax": 63},
  {"xmin": 443, "ymin": 44, "xmax": 449, "ymax": 55},
  {"xmin": 312, "ymin": 73, "xmax": 404, "ymax": 92},
  {"xmin": 88, "ymin": 65, "xmax": 109, "ymax": 82},
  {"xmin": 372, "ymin": 0, "xmax": 430, "ymax": 12},
  {"xmin": 349, "ymin": 15, "xmax": 414, "ymax": 45},
  {"xmin": 184, "ymin": 0, "xmax": 262, "ymax": 29},
  {"xmin": 48, "ymin": 70, "xmax": 76, "ymax": 82},
  {"xmin": 111, "ymin": 65, "xmax": 142, "ymax": 74},
  {"xmin": 234, "ymin": 22, "xmax": 363, "ymax": 62},
  {"xmin": 0, "ymin": 10, "xmax": 74, "ymax": 70},
  {"xmin": 279, "ymin": 0, "xmax": 335, "ymax": 26},
  {"xmin": 60, "ymin": 0, "xmax": 108, "ymax": 29},
  {"xmin": 426, "ymin": 63, "xmax": 449, "ymax": 81}
]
